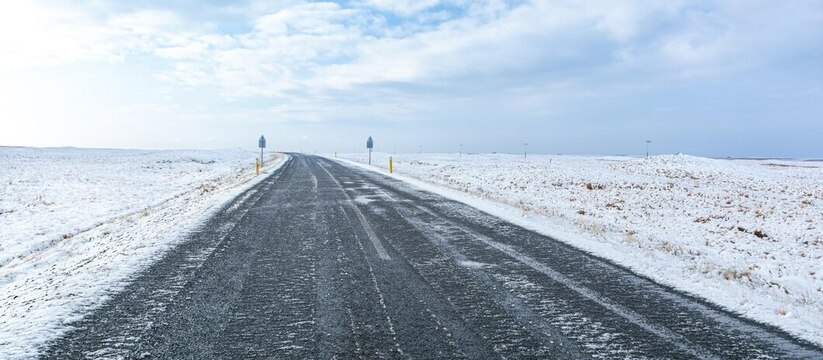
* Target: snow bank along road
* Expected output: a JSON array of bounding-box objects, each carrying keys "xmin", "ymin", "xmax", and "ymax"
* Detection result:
[
  {"xmin": 339, "ymin": 152, "xmax": 823, "ymax": 345},
  {"xmin": 0, "ymin": 147, "xmax": 285, "ymax": 358},
  {"xmin": 43, "ymin": 154, "xmax": 821, "ymax": 359}
]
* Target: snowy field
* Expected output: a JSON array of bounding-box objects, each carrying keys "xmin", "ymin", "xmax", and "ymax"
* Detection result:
[
  {"xmin": 336, "ymin": 152, "xmax": 823, "ymax": 345},
  {"xmin": 0, "ymin": 147, "xmax": 285, "ymax": 358}
]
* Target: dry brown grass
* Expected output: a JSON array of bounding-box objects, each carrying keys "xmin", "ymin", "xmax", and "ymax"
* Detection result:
[
  {"xmin": 585, "ymin": 182, "xmax": 605, "ymax": 190},
  {"xmin": 722, "ymin": 268, "xmax": 753, "ymax": 281},
  {"xmin": 605, "ymin": 202, "xmax": 623, "ymax": 210},
  {"xmin": 198, "ymin": 183, "xmax": 218, "ymax": 194}
]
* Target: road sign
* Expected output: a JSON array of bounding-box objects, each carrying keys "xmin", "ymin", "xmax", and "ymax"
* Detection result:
[
  {"xmin": 258, "ymin": 135, "xmax": 266, "ymax": 167},
  {"xmin": 367, "ymin": 136, "xmax": 374, "ymax": 165}
]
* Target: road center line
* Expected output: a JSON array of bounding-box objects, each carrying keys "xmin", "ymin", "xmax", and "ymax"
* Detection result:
[{"xmin": 316, "ymin": 161, "xmax": 391, "ymax": 261}]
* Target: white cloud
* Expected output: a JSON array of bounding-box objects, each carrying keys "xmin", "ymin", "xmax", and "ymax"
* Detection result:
[
  {"xmin": 360, "ymin": 0, "xmax": 446, "ymax": 16},
  {"xmin": 0, "ymin": 3, "xmax": 120, "ymax": 70},
  {"xmin": 107, "ymin": 10, "xmax": 183, "ymax": 36},
  {"xmin": 255, "ymin": 2, "xmax": 357, "ymax": 35},
  {"xmin": 2, "ymin": 0, "xmax": 822, "ymax": 153},
  {"xmin": 5, "ymin": 0, "xmax": 818, "ymax": 93}
]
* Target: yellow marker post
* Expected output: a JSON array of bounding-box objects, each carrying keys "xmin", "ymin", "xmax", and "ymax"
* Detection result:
[
  {"xmin": 389, "ymin": 156, "xmax": 393, "ymax": 173},
  {"xmin": 256, "ymin": 159, "xmax": 260, "ymax": 175}
]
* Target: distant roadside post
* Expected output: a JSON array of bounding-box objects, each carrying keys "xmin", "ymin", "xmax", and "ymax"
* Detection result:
[
  {"xmin": 367, "ymin": 136, "xmax": 374, "ymax": 165},
  {"xmin": 646, "ymin": 140, "xmax": 652, "ymax": 158},
  {"xmin": 258, "ymin": 135, "xmax": 267, "ymax": 166}
]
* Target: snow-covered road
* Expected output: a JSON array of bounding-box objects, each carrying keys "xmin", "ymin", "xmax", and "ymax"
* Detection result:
[
  {"xmin": 43, "ymin": 154, "xmax": 822, "ymax": 358},
  {"xmin": 0, "ymin": 147, "xmax": 286, "ymax": 358},
  {"xmin": 336, "ymin": 152, "xmax": 823, "ymax": 346},
  {"xmin": 2, "ymin": 149, "xmax": 820, "ymax": 357}
]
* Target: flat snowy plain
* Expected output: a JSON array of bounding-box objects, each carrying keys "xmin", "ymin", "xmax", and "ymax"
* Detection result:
[
  {"xmin": 336, "ymin": 152, "xmax": 823, "ymax": 346},
  {"xmin": 0, "ymin": 147, "xmax": 285, "ymax": 358}
]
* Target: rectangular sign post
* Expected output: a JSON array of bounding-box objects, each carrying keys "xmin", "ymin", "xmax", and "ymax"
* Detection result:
[
  {"xmin": 258, "ymin": 135, "xmax": 267, "ymax": 167},
  {"xmin": 366, "ymin": 136, "xmax": 374, "ymax": 165}
]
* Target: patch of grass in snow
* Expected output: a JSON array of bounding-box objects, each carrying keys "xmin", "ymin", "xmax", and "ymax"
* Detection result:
[
  {"xmin": 605, "ymin": 202, "xmax": 623, "ymax": 210},
  {"xmin": 660, "ymin": 241, "xmax": 677, "ymax": 254},
  {"xmin": 575, "ymin": 219, "xmax": 605, "ymax": 236},
  {"xmin": 198, "ymin": 183, "xmax": 218, "ymax": 194},
  {"xmin": 722, "ymin": 268, "xmax": 753, "ymax": 281},
  {"xmin": 585, "ymin": 182, "xmax": 605, "ymax": 190}
]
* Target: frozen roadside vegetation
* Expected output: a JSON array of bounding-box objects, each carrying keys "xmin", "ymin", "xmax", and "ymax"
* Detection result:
[
  {"xmin": 0, "ymin": 147, "xmax": 285, "ymax": 358},
  {"xmin": 336, "ymin": 152, "xmax": 823, "ymax": 345}
]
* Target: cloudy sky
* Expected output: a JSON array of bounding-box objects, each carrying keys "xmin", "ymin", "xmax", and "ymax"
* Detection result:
[{"xmin": 0, "ymin": 1, "xmax": 821, "ymax": 157}]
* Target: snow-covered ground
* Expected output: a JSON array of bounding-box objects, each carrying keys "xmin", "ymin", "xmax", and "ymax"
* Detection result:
[
  {"xmin": 0, "ymin": 147, "xmax": 286, "ymax": 358},
  {"xmin": 335, "ymin": 152, "xmax": 823, "ymax": 346}
]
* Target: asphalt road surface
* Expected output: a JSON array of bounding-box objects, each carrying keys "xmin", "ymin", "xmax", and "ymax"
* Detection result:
[{"xmin": 45, "ymin": 154, "xmax": 823, "ymax": 359}]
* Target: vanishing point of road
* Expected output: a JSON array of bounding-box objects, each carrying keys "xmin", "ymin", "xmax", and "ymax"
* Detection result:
[{"xmin": 45, "ymin": 154, "xmax": 822, "ymax": 359}]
